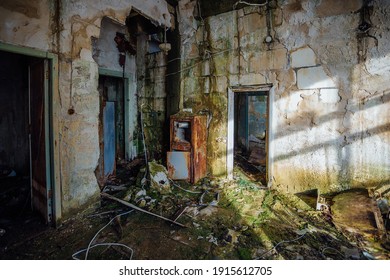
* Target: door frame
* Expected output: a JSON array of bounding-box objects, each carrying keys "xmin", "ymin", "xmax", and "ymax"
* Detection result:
[
  {"xmin": 227, "ymin": 85, "xmax": 274, "ymax": 187},
  {"xmin": 98, "ymin": 68, "xmax": 131, "ymax": 160},
  {"xmin": 0, "ymin": 42, "xmax": 60, "ymax": 224}
]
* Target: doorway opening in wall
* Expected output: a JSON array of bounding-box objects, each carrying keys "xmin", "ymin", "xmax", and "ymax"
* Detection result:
[
  {"xmin": 232, "ymin": 90, "xmax": 269, "ymax": 185},
  {"xmin": 0, "ymin": 50, "xmax": 54, "ymax": 249},
  {"xmin": 97, "ymin": 74, "xmax": 135, "ymax": 188}
]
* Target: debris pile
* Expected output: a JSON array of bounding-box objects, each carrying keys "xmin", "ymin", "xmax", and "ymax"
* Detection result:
[{"xmin": 1, "ymin": 158, "xmax": 389, "ymax": 260}]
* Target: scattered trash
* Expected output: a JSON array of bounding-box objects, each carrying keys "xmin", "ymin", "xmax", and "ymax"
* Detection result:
[
  {"xmin": 362, "ymin": 251, "xmax": 375, "ymax": 260},
  {"xmin": 225, "ymin": 229, "xmax": 240, "ymax": 244},
  {"xmin": 206, "ymin": 234, "xmax": 218, "ymax": 246},
  {"xmin": 316, "ymin": 195, "xmax": 330, "ymax": 212},
  {"xmin": 102, "ymin": 184, "xmax": 128, "ymax": 193},
  {"xmin": 135, "ymin": 189, "xmax": 146, "ymax": 198},
  {"xmin": 199, "ymin": 191, "xmax": 219, "ymax": 206},
  {"xmin": 192, "ymin": 222, "xmax": 200, "ymax": 228},
  {"xmin": 73, "ymin": 209, "xmax": 135, "ymax": 260},
  {"xmin": 171, "ymin": 206, "xmax": 188, "ymax": 223},
  {"xmin": 256, "ymin": 230, "xmax": 308, "ymax": 259},
  {"xmin": 101, "ymin": 192, "xmax": 186, "ymax": 227},
  {"xmin": 295, "ymin": 228, "xmax": 308, "ymax": 236},
  {"xmin": 185, "ymin": 207, "xmax": 200, "ymax": 217},
  {"xmin": 141, "ymin": 177, "xmax": 147, "ymax": 188},
  {"xmin": 0, "ymin": 229, "xmax": 5, "ymax": 237},
  {"xmin": 138, "ymin": 199, "xmax": 146, "ymax": 207},
  {"xmin": 377, "ymin": 198, "xmax": 389, "ymax": 215},
  {"xmin": 340, "ymin": 246, "xmax": 360, "ymax": 260},
  {"xmin": 198, "ymin": 205, "xmax": 218, "ymax": 217}
]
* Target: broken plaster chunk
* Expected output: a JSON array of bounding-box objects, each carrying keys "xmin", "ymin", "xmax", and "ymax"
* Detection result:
[
  {"xmin": 291, "ymin": 47, "xmax": 317, "ymax": 68},
  {"xmin": 199, "ymin": 205, "xmax": 218, "ymax": 217},
  {"xmin": 148, "ymin": 161, "xmax": 171, "ymax": 194},
  {"xmin": 193, "ymin": 222, "xmax": 201, "ymax": 228},
  {"xmin": 206, "ymin": 234, "xmax": 218, "ymax": 245},
  {"xmin": 319, "ymin": 88, "xmax": 341, "ymax": 104},
  {"xmin": 135, "ymin": 189, "xmax": 146, "ymax": 198}
]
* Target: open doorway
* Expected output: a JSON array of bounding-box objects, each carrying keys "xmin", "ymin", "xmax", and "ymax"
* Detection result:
[
  {"xmin": 0, "ymin": 50, "xmax": 53, "ymax": 248},
  {"xmin": 228, "ymin": 87, "xmax": 270, "ymax": 185},
  {"xmin": 96, "ymin": 74, "xmax": 128, "ymax": 186}
]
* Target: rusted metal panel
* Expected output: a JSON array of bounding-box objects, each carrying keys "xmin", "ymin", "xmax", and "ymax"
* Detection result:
[
  {"xmin": 170, "ymin": 120, "xmax": 191, "ymax": 151},
  {"xmin": 167, "ymin": 151, "xmax": 191, "ymax": 180},
  {"xmin": 171, "ymin": 141, "xmax": 191, "ymax": 151},
  {"xmin": 191, "ymin": 115, "xmax": 207, "ymax": 184},
  {"xmin": 169, "ymin": 115, "xmax": 207, "ymax": 184}
]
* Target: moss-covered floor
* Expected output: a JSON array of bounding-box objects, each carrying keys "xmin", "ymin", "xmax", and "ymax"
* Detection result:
[{"xmin": 1, "ymin": 167, "xmax": 389, "ymax": 260}]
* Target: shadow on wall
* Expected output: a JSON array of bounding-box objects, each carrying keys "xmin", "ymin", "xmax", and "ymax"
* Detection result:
[{"xmin": 272, "ymin": 76, "xmax": 390, "ymax": 193}]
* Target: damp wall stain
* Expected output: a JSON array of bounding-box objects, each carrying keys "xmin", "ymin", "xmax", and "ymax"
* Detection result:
[
  {"xmin": 0, "ymin": 0, "xmax": 172, "ymax": 218},
  {"xmin": 178, "ymin": 0, "xmax": 390, "ymax": 195}
]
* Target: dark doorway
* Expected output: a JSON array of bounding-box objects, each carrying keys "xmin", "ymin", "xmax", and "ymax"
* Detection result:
[
  {"xmin": 0, "ymin": 50, "xmax": 52, "ymax": 252},
  {"xmin": 96, "ymin": 75, "xmax": 127, "ymax": 186},
  {"xmin": 234, "ymin": 91, "xmax": 268, "ymax": 184}
]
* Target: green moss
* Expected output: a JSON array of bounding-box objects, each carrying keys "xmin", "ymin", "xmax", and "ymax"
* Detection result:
[{"xmin": 237, "ymin": 247, "xmax": 252, "ymax": 260}]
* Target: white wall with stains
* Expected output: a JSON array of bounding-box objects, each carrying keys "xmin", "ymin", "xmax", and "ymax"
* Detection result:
[
  {"xmin": 0, "ymin": 0, "xmax": 171, "ymax": 218},
  {"xmin": 179, "ymin": 0, "xmax": 390, "ymax": 194}
]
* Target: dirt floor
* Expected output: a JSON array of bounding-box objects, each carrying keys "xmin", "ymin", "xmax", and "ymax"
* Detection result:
[{"xmin": 1, "ymin": 161, "xmax": 389, "ymax": 260}]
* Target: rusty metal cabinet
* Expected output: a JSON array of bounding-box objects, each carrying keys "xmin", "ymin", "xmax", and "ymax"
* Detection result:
[{"xmin": 167, "ymin": 114, "xmax": 207, "ymax": 184}]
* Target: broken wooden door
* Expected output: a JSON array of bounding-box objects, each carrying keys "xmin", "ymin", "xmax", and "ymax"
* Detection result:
[
  {"xmin": 29, "ymin": 58, "xmax": 52, "ymax": 223},
  {"xmin": 97, "ymin": 75, "xmax": 126, "ymax": 181},
  {"xmin": 103, "ymin": 101, "xmax": 116, "ymax": 176}
]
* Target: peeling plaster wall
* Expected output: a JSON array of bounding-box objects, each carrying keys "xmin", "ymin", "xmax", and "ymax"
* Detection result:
[
  {"xmin": 57, "ymin": 0, "xmax": 171, "ymax": 214},
  {"xmin": 0, "ymin": 0, "xmax": 171, "ymax": 217},
  {"xmin": 92, "ymin": 17, "xmax": 138, "ymax": 160},
  {"xmin": 0, "ymin": 0, "xmax": 53, "ymax": 51},
  {"xmin": 179, "ymin": 0, "xmax": 390, "ymax": 194}
]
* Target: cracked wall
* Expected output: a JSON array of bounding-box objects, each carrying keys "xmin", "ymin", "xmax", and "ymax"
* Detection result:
[
  {"xmin": 0, "ymin": 0, "xmax": 171, "ymax": 218},
  {"xmin": 179, "ymin": 0, "xmax": 390, "ymax": 194}
]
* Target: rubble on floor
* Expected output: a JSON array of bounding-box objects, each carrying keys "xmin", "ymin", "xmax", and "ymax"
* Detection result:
[{"xmin": 1, "ymin": 159, "xmax": 389, "ymax": 260}]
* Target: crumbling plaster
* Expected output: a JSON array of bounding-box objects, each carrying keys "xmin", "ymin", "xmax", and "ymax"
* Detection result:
[
  {"xmin": 179, "ymin": 0, "xmax": 390, "ymax": 194},
  {"xmin": 0, "ymin": 0, "xmax": 171, "ymax": 218}
]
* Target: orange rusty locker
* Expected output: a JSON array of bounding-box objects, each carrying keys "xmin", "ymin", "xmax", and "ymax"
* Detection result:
[{"xmin": 167, "ymin": 114, "xmax": 207, "ymax": 184}]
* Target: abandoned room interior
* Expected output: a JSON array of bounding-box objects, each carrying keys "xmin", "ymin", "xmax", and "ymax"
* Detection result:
[{"xmin": 0, "ymin": 0, "xmax": 389, "ymax": 260}]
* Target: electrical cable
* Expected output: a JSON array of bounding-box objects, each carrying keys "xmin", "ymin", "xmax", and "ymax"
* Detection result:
[
  {"xmin": 140, "ymin": 103, "xmax": 150, "ymax": 184},
  {"xmin": 74, "ymin": 209, "xmax": 135, "ymax": 260},
  {"xmin": 169, "ymin": 178, "xmax": 202, "ymax": 194},
  {"xmin": 72, "ymin": 243, "xmax": 134, "ymax": 260},
  {"xmin": 233, "ymin": 0, "xmax": 268, "ymax": 9},
  {"xmin": 256, "ymin": 231, "xmax": 307, "ymax": 259},
  {"xmin": 320, "ymin": 247, "xmax": 345, "ymax": 259}
]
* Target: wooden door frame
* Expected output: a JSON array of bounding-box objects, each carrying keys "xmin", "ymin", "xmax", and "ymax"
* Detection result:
[{"xmin": 0, "ymin": 42, "xmax": 60, "ymax": 225}]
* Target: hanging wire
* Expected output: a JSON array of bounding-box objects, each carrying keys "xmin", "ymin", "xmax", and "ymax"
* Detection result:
[
  {"xmin": 233, "ymin": 0, "xmax": 268, "ymax": 9},
  {"xmin": 74, "ymin": 209, "xmax": 135, "ymax": 260}
]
